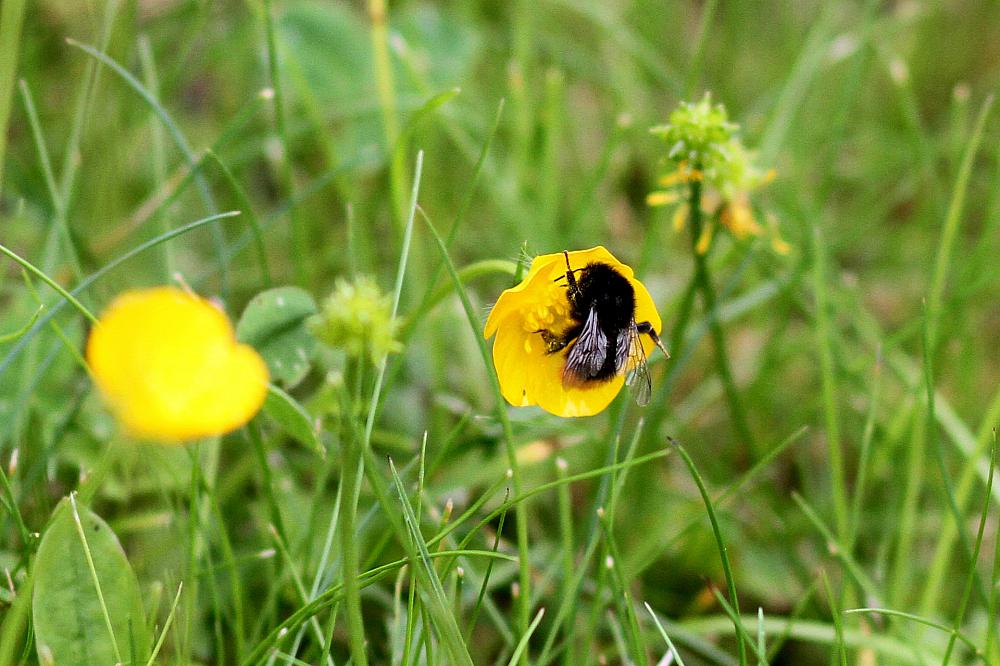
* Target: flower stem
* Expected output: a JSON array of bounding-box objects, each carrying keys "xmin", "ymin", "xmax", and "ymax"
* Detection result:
[
  {"xmin": 687, "ymin": 177, "xmax": 756, "ymax": 453},
  {"xmin": 341, "ymin": 357, "xmax": 369, "ymax": 666}
]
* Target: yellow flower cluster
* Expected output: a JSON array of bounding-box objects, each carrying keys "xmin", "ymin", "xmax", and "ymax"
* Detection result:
[{"xmin": 648, "ymin": 96, "xmax": 789, "ymax": 255}]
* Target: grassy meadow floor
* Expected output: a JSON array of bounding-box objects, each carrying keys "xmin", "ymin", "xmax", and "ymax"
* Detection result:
[{"xmin": 2, "ymin": 1, "xmax": 1000, "ymax": 664}]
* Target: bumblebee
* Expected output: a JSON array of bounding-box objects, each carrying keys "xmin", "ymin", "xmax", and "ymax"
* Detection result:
[{"xmin": 536, "ymin": 251, "xmax": 670, "ymax": 406}]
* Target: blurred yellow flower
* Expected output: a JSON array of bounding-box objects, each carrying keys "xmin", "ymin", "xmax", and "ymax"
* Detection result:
[
  {"xmin": 86, "ymin": 287, "xmax": 268, "ymax": 443},
  {"xmin": 484, "ymin": 247, "xmax": 662, "ymax": 418}
]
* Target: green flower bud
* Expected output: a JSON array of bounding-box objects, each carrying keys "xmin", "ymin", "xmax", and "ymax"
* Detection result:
[
  {"xmin": 650, "ymin": 93, "xmax": 737, "ymax": 169},
  {"xmin": 309, "ymin": 276, "xmax": 402, "ymax": 364}
]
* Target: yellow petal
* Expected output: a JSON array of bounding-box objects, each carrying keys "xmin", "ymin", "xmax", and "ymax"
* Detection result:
[
  {"xmin": 696, "ymin": 221, "xmax": 714, "ymax": 255},
  {"xmin": 86, "ymin": 287, "xmax": 268, "ymax": 444},
  {"xmin": 646, "ymin": 191, "xmax": 680, "ymax": 207}
]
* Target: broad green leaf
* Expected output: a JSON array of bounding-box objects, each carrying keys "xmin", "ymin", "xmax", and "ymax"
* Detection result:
[
  {"xmin": 32, "ymin": 497, "xmax": 150, "ymax": 666},
  {"xmin": 263, "ymin": 384, "xmax": 323, "ymax": 455},
  {"xmin": 237, "ymin": 286, "xmax": 317, "ymax": 388}
]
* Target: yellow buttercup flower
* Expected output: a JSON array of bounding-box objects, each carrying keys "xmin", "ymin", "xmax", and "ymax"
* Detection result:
[
  {"xmin": 484, "ymin": 247, "xmax": 663, "ymax": 418},
  {"xmin": 86, "ymin": 287, "xmax": 268, "ymax": 443}
]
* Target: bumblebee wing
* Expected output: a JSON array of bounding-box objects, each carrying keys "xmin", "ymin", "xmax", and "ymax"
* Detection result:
[
  {"xmin": 563, "ymin": 307, "xmax": 607, "ymax": 386},
  {"xmin": 621, "ymin": 322, "xmax": 652, "ymax": 407}
]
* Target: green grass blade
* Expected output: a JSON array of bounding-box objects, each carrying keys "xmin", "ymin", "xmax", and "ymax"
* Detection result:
[
  {"xmin": 17, "ymin": 79, "xmax": 82, "ymax": 278},
  {"xmin": 421, "ymin": 209, "xmax": 533, "ymax": 650},
  {"xmin": 926, "ymin": 95, "xmax": 994, "ymax": 352},
  {"xmin": 671, "ymin": 438, "xmax": 746, "ymax": 665},
  {"xmin": 69, "ymin": 493, "xmax": 124, "ymax": 664},
  {"xmin": 942, "ymin": 435, "xmax": 996, "ymax": 664},
  {"xmin": 792, "ymin": 492, "xmax": 881, "ymax": 604},
  {"xmin": 364, "ymin": 150, "xmax": 424, "ymax": 448},
  {"xmin": 0, "ymin": 0, "xmax": 26, "ymax": 194},
  {"xmin": 145, "ymin": 583, "xmax": 183, "ymax": 666},
  {"xmin": 645, "ymin": 602, "xmax": 687, "ymax": 666},
  {"xmin": 597, "ymin": 508, "xmax": 646, "ymax": 665},
  {"xmin": 812, "ymin": 221, "xmax": 849, "ymax": 543},
  {"xmin": 388, "ymin": 458, "xmax": 475, "ymax": 666},
  {"xmin": 0, "ymin": 243, "xmax": 97, "ymax": 324},
  {"xmin": 844, "ymin": 608, "xmax": 984, "ymax": 661},
  {"xmin": 756, "ymin": 608, "xmax": 766, "ymax": 666},
  {"xmin": 0, "ymin": 305, "xmax": 41, "ymax": 344},
  {"xmin": 204, "ymin": 151, "xmax": 273, "ymax": 287},
  {"xmin": 0, "ymin": 211, "xmax": 241, "ymax": 380},
  {"xmin": 65, "ymin": 38, "xmax": 229, "ymax": 291},
  {"xmin": 820, "ymin": 570, "xmax": 847, "ymax": 666},
  {"xmin": 505, "ymin": 608, "xmax": 545, "ymax": 666}
]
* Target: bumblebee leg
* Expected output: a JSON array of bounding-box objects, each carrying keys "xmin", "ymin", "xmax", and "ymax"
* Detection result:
[
  {"xmin": 535, "ymin": 328, "xmax": 572, "ymax": 354},
  {"xmin": 636, "ymin": 321, "xmax": 671, "ymax": 359}
]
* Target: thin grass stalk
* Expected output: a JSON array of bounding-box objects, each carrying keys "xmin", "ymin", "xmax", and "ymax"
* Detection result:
[
  {"xmin": 207, "ymin": 492, "xmax": 246, "ymax": 658},
  {"xmin": 922, "ymin": 306, "xmax": 991, "ymax": 616},
  {"xmin": 137, "ymin": 34, "xmax": 172, "ymax": 281},
  {"xmin": 555, "ymin": 458, "xmax": 575, "ymax": 666},
  {"xmin": 926, "ymin": 94, "xmax": 993, "ymax": 352},
  {"xmin": 848, "ymin": 352, "xmax": 882, "ymax": 551},
  {"xmin": 942, "ymin": 436, "xmax": 996, "ymax": 664},
  {"xmin": 465, "ymin": 491, "xmax": 509, "ymax": 643},
  {"xmin": 17, "ymin": 80, "xmax": 82, "ymax": 279},
  {"xmin": 707, "ymin": 586, "xmax": 768, "ymax": 663},
  {"xmin": 845, "ymin": 609, "xmax": 985, "ymax": 661},
  {"xmin": 987, "ymin": 432, "xmax": 1000, "ymax": 660},
  {"xmin": 261, "ymin": 0, "xmax": 307, "ymax": 287},
  {"xmin": 0, "ymin": 211, "xmax": 240, "ymax": 380},
  {"xmin": 367, "ymin": 0, "xmax": 405, "ymax": 227},
  {"xmin": 683, "ymin": 0, "xmax": 718, "ymax": 97},
  {"xmin": 820, "ymin": 570, "xmax": 847, "ymax": 666},
  {"xmin": 340, "ymin": 356, "xmax": 369, "ymax": 666},
  {"xmin": 58, "ymin": 0, "xmax": 119, "ymax": 203},
  {"xmin": 793, "ymin": 492, "xmax": 881, "ymax": 603},
  {"xmin": 597, "ymin": 509, "xmax": 646, "ymax": 665},
  {"xmin": 756, "ymin": 608, "xmax": 766, "ymax": 666},
  {"xmin": 65, "ymin": 38, "xmax": 230, "ymax": 293},
  {"xmin": 421, "ymin": 213, "xmax": 533, "ymax": 654},
  {"xmin": 506, "ymin": 609, "xmax": 545, "ymax": 666},
  {"xmin": 811, "ymin": 221, "xmax": 849, "ymax": 542},
  {"xmin": 671, "ymin": 439, "xmax": 746, "ymax": 665},
  {"xmin": 684, "ymin": 612, "xmax": 941, "ymax": 663},
  {"xmin": 0, "ymin": 244, "xmax": 97, "ymax": 324},
  {"xmin": 387, "ymin": 459, "xmax": 475, "ymax": 666},
  {"xmin": 205, "ymin": 151, "xmax": 273, "ymax": 287},
  {"xmin": 146, "ymin": 583, "xmax": 183, "ymax": 666},
  {"xmin": 0, "ymin": 0, "xmax": 26, "ymax": 194},
  {"xmin": 645, "ymin": 603, "xmax": 687, "ymax": 666}
]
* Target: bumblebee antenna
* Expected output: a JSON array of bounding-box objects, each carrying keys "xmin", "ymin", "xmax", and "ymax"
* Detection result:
[{"xmin": 553, "ymin": 251, "xmax": 584, "ymax": 283}]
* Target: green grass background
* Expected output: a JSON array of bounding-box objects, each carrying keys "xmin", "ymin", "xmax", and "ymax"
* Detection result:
[{"xmin": 2, "ymin": 0, "xmax": 1000, "ymax": 664}]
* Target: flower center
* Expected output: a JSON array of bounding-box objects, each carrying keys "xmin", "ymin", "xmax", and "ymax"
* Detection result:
[{"xmin": 521, "ymin": 288, "xmax": 570, "ymax": 334}]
